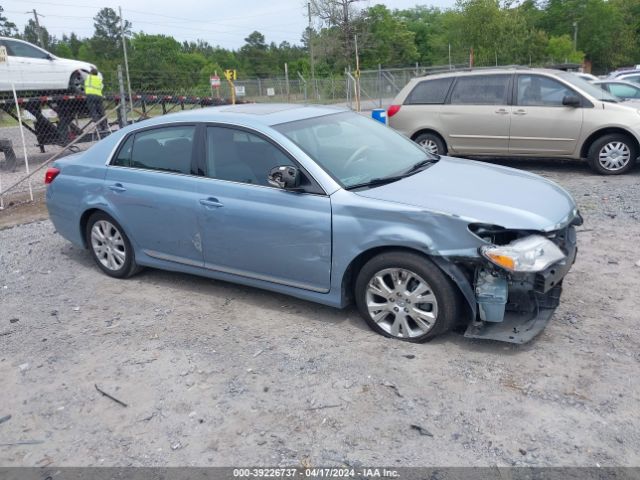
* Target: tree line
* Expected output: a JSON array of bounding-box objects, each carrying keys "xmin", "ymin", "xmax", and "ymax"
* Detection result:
[{"xmin": 1, "ymin": 0, "xmax": 639, "ymax": 93}]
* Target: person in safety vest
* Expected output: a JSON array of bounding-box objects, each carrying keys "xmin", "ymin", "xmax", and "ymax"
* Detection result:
[{"xmin": 84, "ymin": 67, "xmax": 108, "ymax": 133}]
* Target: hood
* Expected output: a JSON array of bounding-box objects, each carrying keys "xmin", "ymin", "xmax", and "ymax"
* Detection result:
[
  {"xmin": 53, "ymin": 56, "xmax": 95, "ymax": 72},
  {"xmin": 354, "ymin": 157, "xmax": 577, "ymax": 231}
]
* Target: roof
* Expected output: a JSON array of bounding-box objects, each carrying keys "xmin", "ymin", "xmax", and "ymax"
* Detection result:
[
  {"xmin": 414, "ymin": 67, "xmax": 578, "ymax": 82},
  {"xmin": 138, "ymin": 103, "xmax": 348, "ymax": 129}
]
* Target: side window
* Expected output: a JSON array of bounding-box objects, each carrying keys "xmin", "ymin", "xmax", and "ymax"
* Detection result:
[
  {"xmin": 129, "ymin": 126, "xmax": 195, "ymax": 174},
  {"xmin": 405, "ymin": 77, "xmax": 453, "ymax": 104},
  {"xmin": 449, "ymin": 75, "xmax": 510, "ymax": 105},
  {"xmin": 517, "ymin": 75, "xmax": 575, "ymax": 107},
  {"xmin": 4, "ymin": 40, "xmax": 49, "ymax": 59},
  {"xmin": 622, "ymin": 74, "xmax": 640, "ymax": 84},
  {"xmin": 608, "ymin": 84, "xmax": 640, "ymax": 99},
  {"xmin": 112, "ymin": 135, "xmax": 134, "ymax": 166},
  {"xmin": 206, "ymin": 126, "xmax": 294, "ymax": 186}
]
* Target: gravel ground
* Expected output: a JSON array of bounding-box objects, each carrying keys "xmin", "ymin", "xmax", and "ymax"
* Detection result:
[{"xmin": 0, "ymin": 158, "xmax": 639, "ymax": 467}]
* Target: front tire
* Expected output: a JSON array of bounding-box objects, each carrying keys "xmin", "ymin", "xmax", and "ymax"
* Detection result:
[
  {"xmin": 587, "ymin": 134, "xmax": 637, "ymax": 175},
  {"xmin": 414, "ymin": 132, "xmax": 446, "ymax": 155},
  {"xmin": 354, "ymin": 252, "xmax": 460, "ymax": 343},
  {"xmin": 86, "ymin": 212, "xmax": 138, "ymax": 279},
  {"xmin": 69, "ymin": 71, "xmax": 84, "ymax": 94}
]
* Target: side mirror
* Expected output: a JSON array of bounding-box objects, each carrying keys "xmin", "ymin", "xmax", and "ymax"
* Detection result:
[
  {"xmin": 562, "ymin": 95, "xmax": 581, "ymax": 107},
  {"xmin": 268, "ymin": 165, "xmax": 300, "ymax": 189}
]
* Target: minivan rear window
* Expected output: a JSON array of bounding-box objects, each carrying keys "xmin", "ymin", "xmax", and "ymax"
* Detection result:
[
  {"xmin": 405, "ymin": 77, "xmax": 453, "ymax": 104},
  {"xmin": 449, "ymin": 74, "xmax": 510, "ymax": 105}
]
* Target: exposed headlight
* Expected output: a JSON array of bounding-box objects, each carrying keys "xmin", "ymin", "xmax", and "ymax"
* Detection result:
[{"xmin": 480, "ymin": 235, "xmax": 566, "ymax": 272}]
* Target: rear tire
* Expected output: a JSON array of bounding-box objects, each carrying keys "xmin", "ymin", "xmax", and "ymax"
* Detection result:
[
  {"xmin": 86, "ymin": 212, "xmax": 139, "ymax": 279},
  {"xmin": 587, "ymin": 133, "xmax": 637, "ymax": 175},
  {"xmin": 414, "ymin": 132, "xmax": 446, "ymax": 155},
  {"xmin": 354, "ymin": 251, "xmax": 460, "ymax": 343}
]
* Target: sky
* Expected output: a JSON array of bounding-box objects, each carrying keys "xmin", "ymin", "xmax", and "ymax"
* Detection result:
[{"xmin": 2, "ymin": 0, "xmax": 457, "ymax": 50}]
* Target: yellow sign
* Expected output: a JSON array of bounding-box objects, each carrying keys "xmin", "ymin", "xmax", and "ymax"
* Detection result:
[
  {"xmin": 0, "ymin": 46, "xmax": 7, "ymax": 64},
  {"xmin": 354, "ymin": 69, "xmax": 361, "ymax": 79},
  {"xmin": 224, "ymin": 69, "xmax": 237, "ymax": 81}
]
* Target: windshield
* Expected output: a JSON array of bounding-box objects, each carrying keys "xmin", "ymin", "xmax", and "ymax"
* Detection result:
[
  {"xmin": 274, "ymin": 112, "xmax": 432, "ymax": 188},
  {"xmin": 558, "ymin": 72, "xmax": 619, "ymax": 102}
]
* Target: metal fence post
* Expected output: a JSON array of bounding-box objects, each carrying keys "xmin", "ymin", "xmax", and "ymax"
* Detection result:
[
  {"xmin": 297, "ymin": 72, "xmax": 307, "ymax": 103},
  {"xmin": 117, "ymin": 65, "xmax": 128, "ymax": 128},
  {"xmin": 378, "ymin": 64, "xmax": 382, "ymax": 108}
]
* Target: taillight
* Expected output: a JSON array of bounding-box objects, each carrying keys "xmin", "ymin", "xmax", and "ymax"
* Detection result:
[
  {"xmin": 387, "ymin": 104, "xmax": 401, "ymax": 118},
  {"xmin": 44, "ymin": 167, "xmax": 60, "ymax": 184}
]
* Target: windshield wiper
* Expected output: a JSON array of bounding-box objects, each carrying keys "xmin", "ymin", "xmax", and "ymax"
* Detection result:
[
  {"xmin": 403, "ymin": 157, "xmax": 439, "ymax": 174},
  {"xmin": 345, "ymin": 157, "xmax": 439, "ymax": 191},
  {"xmin": 345, "ymin": 175, "xmax": 407, "ymax": 190}
]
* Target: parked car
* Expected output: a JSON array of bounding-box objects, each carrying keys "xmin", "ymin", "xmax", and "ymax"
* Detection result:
[
  {"xmin": 593, "ymin": 80, "xmax": 640, "ymax": 101},
  {"xmin": 45, "ymin": 104, "xmax": 581, "ymax": 344},
  {"xmin": 0, "ymin": 37, "xmax": 100, "ymax": 93},
  {"xmin": 388, "ymin": 68, "xmax": 640, "ymax": 175},
  {"xmin": 607, "ymin": 68, "xmax": 640, "ymax": 84},
  {"xmin": 575, "ymin": 72, "xmax": 598, "ymax": 82}
]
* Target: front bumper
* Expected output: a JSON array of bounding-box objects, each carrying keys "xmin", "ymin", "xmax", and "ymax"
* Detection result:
[{"xmin": 463, "ymin": 225, "xmax": 578, "ymax": 344}]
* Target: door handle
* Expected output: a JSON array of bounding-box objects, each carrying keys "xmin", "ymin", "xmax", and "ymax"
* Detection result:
[
  {"xmin": 199, "ymin": 197, "xmax": 224, "ymax": 208},
  {"xmin": 513, "ymin": 109, "xmax": 527, "ymax": 116},
  {"xmin": 108, "ymin": 183, "xmax": 126, "ymax": 193},
  {"xmin": 495, "ymin": 108, "xmax": 509, "ymax": 115}
]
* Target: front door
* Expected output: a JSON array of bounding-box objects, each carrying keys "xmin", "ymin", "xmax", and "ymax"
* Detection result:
[
  {"xmin": 508, "ymin": 74, "xmax": 584, "ymax": 155},
  {"xmin": 439, "ymin": 73, "xmax": 512, "ymax": 154},
  {"xmin": 104, "ymin": 124, "xmax": 205, "ymax": 266},
  {"xmin": 198, "ymin": 126, "xmax": 332, "ymax": 292}
]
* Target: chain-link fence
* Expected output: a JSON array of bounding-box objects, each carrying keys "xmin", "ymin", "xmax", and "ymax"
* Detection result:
[{"xmin": 1, "ymin": 62, "xmax": 473, "ymax": 208}]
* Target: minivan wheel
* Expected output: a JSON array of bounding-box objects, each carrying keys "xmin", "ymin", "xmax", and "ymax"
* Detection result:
[
  {"xmin": 86, "ymin": 212, "xmax": 138, "ymax": 279},
  {"xmin": 354, "ymin": 252, "xmax": 460, "ymax": 343},
  {"xmin": 587, "ymin": 134, "xmax": 637, "ymax": 175},
  {"xmin": 414, "ymin": 132, "xmax": 446, "ymax": 155}
]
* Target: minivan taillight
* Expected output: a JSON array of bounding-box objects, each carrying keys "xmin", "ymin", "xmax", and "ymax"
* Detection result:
[
  {"xmin": 387, "ymin": 104, "xmax": 401, "ymax": 118},
  {"xmin": 44, "ymin": 167, "xmax": 60, "ymax": 184}
]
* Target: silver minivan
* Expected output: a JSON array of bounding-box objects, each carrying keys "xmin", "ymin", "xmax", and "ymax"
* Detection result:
[{"xmin": 388, "ymin": 68, "xmax": 640, "ymax": 174}]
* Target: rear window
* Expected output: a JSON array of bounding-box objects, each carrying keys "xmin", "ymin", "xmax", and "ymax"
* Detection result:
[
  {"xmin": 449, "ymin": 74, "xmax": 511, "ymax": 105},
  {"xmin": 405, "ymin": 77, "xmax": 453, "ymax": 104}
]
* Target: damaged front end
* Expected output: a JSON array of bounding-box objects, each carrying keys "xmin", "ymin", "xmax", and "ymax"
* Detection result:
[{"xmin": 461, "ymin": 217, "xmax": 581, "ymax": 344}]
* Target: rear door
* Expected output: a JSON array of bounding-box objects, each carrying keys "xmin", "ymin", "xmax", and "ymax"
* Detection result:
[
  {"xmin": 0, "ymin": 40, "xmax": 22, "ymax": 90},
  {"xmin": 438, "ymin": 73, "xmax": 512, "ymax": 154},
  {"xmin": 508, "ymin": 74, "xmax": 583, "ymax": 155},
  {"xmin": 104, "ymin": 124, "xmax": 205, "ymax": 266}
]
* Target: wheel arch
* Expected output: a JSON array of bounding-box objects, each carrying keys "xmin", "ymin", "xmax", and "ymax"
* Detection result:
[
  {"xmin": 340, "ymin": 246, "xmax": 475, "ymax": 322},
  {"xmin": 79, "ymin": 208, "xmax": 104, "ymax": 248},
  {"xmin": 580, "ymin": 127, "xmax": 640, "ymax": 159},
  {"xmin": 410, "ymin": 129, "xmax": 448, "ymax": 153}
]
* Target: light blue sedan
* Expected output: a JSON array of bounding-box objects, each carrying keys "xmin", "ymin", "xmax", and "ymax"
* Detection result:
[{"xmin": 45, "ymin": 104, "xmax": 581, "ymax": 344}]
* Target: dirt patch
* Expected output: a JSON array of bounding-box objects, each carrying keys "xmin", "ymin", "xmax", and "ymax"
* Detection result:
[{"xmin": 1, "ymin": 159, "xmax": 639, "ymax": 467}]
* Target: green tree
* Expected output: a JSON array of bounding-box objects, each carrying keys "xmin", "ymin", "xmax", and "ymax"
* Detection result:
[
  {"xmin": 546, "ymin": 34, "xmax": 584, "ymax": 64},
  {"xmin": 0, "ymin": 4, "xmax": 17, "ymax": 36},
  {"xmin": 356, "ymin": 5, "xmax": 418, "ymax": 68}
]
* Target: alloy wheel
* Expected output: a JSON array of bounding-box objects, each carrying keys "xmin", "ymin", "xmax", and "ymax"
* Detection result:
[
  {"xmin": 90, "ymin": 220, "xmax": 127, "ymax": 271},
  {"xmin": 365, "ymin": 268, "xmax": 439, "ymax": 338}
]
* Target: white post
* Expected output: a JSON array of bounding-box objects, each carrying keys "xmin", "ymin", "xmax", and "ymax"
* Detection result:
[
  {"xmin": 0, "ymin": 156, "xmax": 3, "ymax": 209},
  {"xmin": 12, "ymin": 84, "xmax": 33, "ymax": 202}
]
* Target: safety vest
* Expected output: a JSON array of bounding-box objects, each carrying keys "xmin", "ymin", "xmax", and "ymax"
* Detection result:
[{"xmin": 84, "ymin": 74, "xmax": 103, "ymax": 97}]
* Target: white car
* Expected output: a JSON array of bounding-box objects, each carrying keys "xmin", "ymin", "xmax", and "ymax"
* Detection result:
[{"xmin": 0, "ymin": 37, "xmax": 100, "ymax": 93}]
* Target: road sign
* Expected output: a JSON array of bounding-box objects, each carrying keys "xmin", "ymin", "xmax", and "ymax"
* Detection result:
[
  {"xmin": 210, "ymin": 75, "xmax": 220, "ymax": 88},
  {"xmin": 266, "ymin": 87, "xmax": 275, "ymax": 97},
  {"xmin": 224, "ymin": 69, "xmax": 237, "ymax": 81},
  {"xmin": 235, "ymin": 85, "xmax": 246, "ymax": 97},
  {"xmin": 0, "ymin": 46, "xmax": 7, "ymax": 64}
]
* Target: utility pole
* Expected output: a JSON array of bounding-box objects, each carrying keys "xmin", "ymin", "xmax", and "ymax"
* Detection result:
[
  {"xmin": 30, "ymin": 9, "xmax": 46, "ymax": 48},
  {"xmin": 119, "ymin": 6, "xmax": 134, "ymax": 117},
  {"xmin": 307, "ymin": 2, "xmax": 316, "ymax": 101},
  {"xmin": 573, "ymin": 22, "xmax": 578, "ymax": 51}
]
